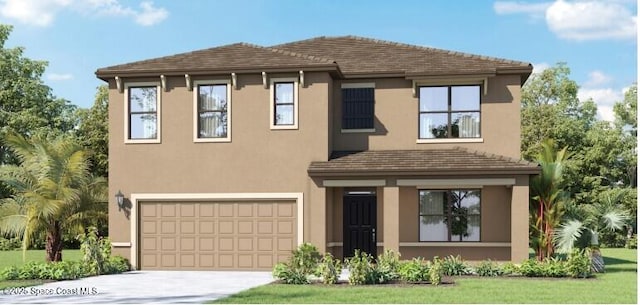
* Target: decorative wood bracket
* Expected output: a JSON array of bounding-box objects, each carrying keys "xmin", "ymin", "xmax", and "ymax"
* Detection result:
[
  {"xmin": 231, "ymin": 73, "xmax": 237, "ymax": 90},
  {"xmin": 262, "ymin": 72, "xmax": 268, "ymax": 89},
  {"xmin": 299, "ymin": 70, "xmax": 305, "ymax": 88},
  {"xmin": 115, "ymin": 76, "xmax": 122, "ymax": 93},
  {"xmin": 160, "ymin": 75, "xmax": 167, "ymax": 92},
  {"xmin": 185, "ymin": 74, "xmax": 192, "ymax": 91}
]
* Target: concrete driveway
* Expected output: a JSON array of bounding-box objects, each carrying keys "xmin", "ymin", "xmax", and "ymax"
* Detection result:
[{"xmin": 0, "ymin": 271, "xmax": 274, "ymax": 304}]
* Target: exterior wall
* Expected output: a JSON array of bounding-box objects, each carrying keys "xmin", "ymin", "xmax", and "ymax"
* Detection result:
[
  {"xmin": 108, "ymin": 72, "xmax": 332, "ymax": 260},
  {"xmin": 331, "ymin": 75, "xmax": 522, "ymax": 158}
]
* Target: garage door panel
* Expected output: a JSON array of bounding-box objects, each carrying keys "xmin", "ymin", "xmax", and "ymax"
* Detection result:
[{"xmin": 140, "ymin": 200, "xmax": 297, "ymax": 270}]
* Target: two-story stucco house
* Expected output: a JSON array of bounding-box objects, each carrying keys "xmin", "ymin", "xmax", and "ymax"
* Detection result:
[{"xmin": 96, "ymin": 36, "xmax": 539, "ymax": 271}]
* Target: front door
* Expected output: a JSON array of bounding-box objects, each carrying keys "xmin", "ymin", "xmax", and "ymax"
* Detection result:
[{"xmin": 343, "ymin": 194, "xmax": 377, "ymax": 258}]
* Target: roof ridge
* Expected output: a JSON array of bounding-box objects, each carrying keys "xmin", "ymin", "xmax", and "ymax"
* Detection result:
[
  {"xmin": 265, "ymin": 46, "xmax": 335, "ymax": 64},
  {"xmin": 299, "ymin": 35, "xmax": 527, "ymax": 67}
]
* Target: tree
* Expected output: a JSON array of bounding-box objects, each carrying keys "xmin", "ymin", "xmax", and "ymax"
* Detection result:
[
  {"xmin": 530, "ymin": 139, "xmax": 571, "ymax": 260},
  {"xmin": 0, "ymin": 24, "xmax": 77, "ymax": 197},
  {"xmin": 614, "ymin": 84, "xmax": 637, "ymax": 136},
  {"xmin": 0, "ymin": 132, "xmax": 107, "ymax": 262},
  {"xmin": 76, "ymin": 85, "xmax": 109, "ymax": 177},
  {"xmin": 554, "ymin": 193, "xmax": 629, "ymax": 271}
]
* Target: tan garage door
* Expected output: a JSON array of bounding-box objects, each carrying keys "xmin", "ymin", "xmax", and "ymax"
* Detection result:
[{"xmin": 139, "ymin": 200, "xmax": 297, "ymax": 270}]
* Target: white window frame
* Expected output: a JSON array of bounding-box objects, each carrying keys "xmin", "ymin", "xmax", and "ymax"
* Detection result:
[
  {"xmin": 124, "ymin": 82, "xmax": 161, "ymax": 144},
  {"xmin": 193, "ymin": 80, "xmax": 232, "ymax": 143},
  {"xmin": 270, "ymin": 77, "xmax": 299, "ymax": 130}
]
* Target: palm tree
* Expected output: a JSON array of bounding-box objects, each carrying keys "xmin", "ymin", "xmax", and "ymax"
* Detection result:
[
  {"xmin": 529, "ymin": 139, "xmax": 571, "ymax": 260},
  {"xmin": 554, "ymin": 193, "xmax": 629, "ymax": 272},
  {"xmin": 0, "ymin": 132, "xmax": 107, "ymax": 262}
]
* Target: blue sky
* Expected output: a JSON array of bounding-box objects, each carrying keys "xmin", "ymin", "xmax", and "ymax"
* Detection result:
[{"xmin": 0, "ymin": 0, "xmax": 636, "ymax": 121}]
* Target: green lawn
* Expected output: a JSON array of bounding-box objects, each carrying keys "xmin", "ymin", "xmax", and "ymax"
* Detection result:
[
  {"xmin": 0, "ymin": 249, "xmax": 82, "ymax": 289},
  {"xmin": 213, "ymin": 248, "xmax": 637, "ymax": 304}
]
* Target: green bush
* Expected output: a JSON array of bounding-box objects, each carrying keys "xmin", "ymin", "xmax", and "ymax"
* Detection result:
[
  {"xmin": 541, "ymin": 257, "xmax": 567, "ymax": 277},
  {"xmin": 429, "ymin": 257, "xmax": 443, "ymax": 286},
  {"xmin": 519, "ymin": 259, "xmax": 543, "ymax": 277},
  {"xmin": 0, "ymin": 237, "xmax": 22, "ymax": 251},
  {"xmin": 475, "ymin": 260, "xmax": 504, "ymax": 276},
  {"xmin": 501, "ymin": 262, "xmax": 520, "ymax": 275},
  {"xmin": 398, "ymin": 257, "xmax": 430, "ymax": 282},
  {"xmin": 347, "ymin": 250, "xmax": 382, "ymax": 285},
  {"xmin": 376, "ymin": 249, "xmax": 401, "ymax": 282},
  {"xmin": 104, "ymin": 256, "xmax": 131, "ymax": 274},
  {"xmin": 316, "ymin": 253, "xmax": 341, "ymax": 284},
  {"xmin": 0, "ymin": 265, "xmax": 20, "ymax": 280},
  {"xmin": 290, "ymin": 243, "xmax": 322, "ymax": 275},
  {"xmin": 78, "ymin": 227, "xmax": 109, "ymax": 275},
  {"xmin": 273, "ymin": 262, "xmax": 309, "ymax": 284},
  {"xmin": 441, "ymin": 255, "xmax": 472, "ymax": 276},
  {"xmin": 48, "ymin": 261, "xmax": 89, "ymax": 280},
  {"xmin": 627, "ymin": 234, "xmax": 637, "ymax": 249},
  {"xmin": 567, "ymin": 248, "xmax": 592, "ymax": 278}
]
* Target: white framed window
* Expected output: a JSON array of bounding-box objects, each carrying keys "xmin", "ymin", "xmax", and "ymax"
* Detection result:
[
  {"xmin": 270, "ymin": 77, "xmax": 299, "ymax": 130},
  {"xmin": 124, "ymin": 82, "xmax": 161, "ymax": 144},
  {"xmin": 419, "ymin": 189, "xmax": 481, "ymax": 242},
  {"xmin": 193, "ymin": 80, "xmax": 232, "ymax": 142}
]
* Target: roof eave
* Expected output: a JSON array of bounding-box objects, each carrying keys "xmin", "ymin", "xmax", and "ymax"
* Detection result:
[
  {"xmin": 307, "ymin": 167, "xmax": 542, "ymax": 177},
  {"xmin": 96, "ymin": 64, "xmax": 342, "ymax": 81}
]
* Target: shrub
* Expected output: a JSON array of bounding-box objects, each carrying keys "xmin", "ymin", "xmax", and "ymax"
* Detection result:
[
  {"xmin": 0, "ymin": 265, "xmax": 20, "ymax": 280},
  {"xmin": 519, "ymin": 259, "xmax": 543, "ymax": 277},
  {"xmin": 441, "ymin": 255, "xmax": 472, "ymax": 276},
  {"xmin": 273, "ymin": 262, "xmax": 309, "ymax": 284},
  {"xmin": 78, "ymin": 227, "xmax": 109, "ymax": 275},
  {"xmin": 347, "ymin": 250, "xmax": 380, "ymax": 285},
  {"xmin": 290, "ymin": 243, "xmax": 322, "ymax": 275},
  {"xmin": 376, "ymin": 249, "xmax": 401, "ymax": 282},
  {"xmin": 627, "ymin": 234, "xmax": 637, "ymax": 249},
  {"xmin": 104, "ymin": 256, "xmax": 131, "ymax": 274},
  {"xmin": 316, "ymin": 253, "xmax": 341, "ymax": 284},
  {"xmin": 501, "ymin": 262, "xmax": 520, "ymax": 275},
  {"xmin": 398, "ymin": 257, "xmax": 430, "ymax": 282},
  {"xmin": 567, "ymin": 248, "xmax": 592, "ymax": 278},
  {"xmin": 475, "ymin": 260, "xmax": 504, "ymax": 277},
  {"xmin": 541, "ymin": 257, "xmax": 567, "ymax": 277},
  {"xmin": 48, "ymin": 261, "xmax": 89, "ymax": 280},
  {"xmin": 0, "ymin": 237, "xmax": 22, "ymax": 251},
  {"xmin": 429, "ymin": 257, "xmax": 443, "ymax": 286}
]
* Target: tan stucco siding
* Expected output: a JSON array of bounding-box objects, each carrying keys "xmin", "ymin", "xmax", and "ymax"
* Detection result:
[
  {"xmin": 332, "ymin": 75, "xmax": 522, "ymax": 158},
  {"xmin": 107, "ymin": 72, "xmax": 332, "ymax": 256}
]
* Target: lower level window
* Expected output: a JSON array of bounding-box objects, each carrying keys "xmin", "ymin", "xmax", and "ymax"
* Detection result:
[{"xmin": 419, "ymin": 190, "xmax": 480, "ymax": 241}]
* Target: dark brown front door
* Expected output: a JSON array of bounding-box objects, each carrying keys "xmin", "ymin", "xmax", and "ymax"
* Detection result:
[{"xmin": 343, "ymin": 194, "xmax": 377, "ymax": 258}]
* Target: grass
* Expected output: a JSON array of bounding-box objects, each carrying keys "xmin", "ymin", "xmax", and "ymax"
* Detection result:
[
  {"xmin": 0, "ymin": 249, "xmax": 82, "ymax": 289},
  {"xmin": 212, "ymin": 248, "xmax": 637, "ymax": 304}
]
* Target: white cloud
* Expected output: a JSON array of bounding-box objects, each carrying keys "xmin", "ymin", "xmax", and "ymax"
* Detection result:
[
  {"xmin": 494, "ymin": 1, "xmax": 551, "ymax": 16},
  {"xmin": 494, "ymin": 0, "xmax": 637, "ymax": 41},
  {"xmin": 134, "ymin": 2, "xmax": 168, "ymax": 26},
  {"xmin": 584, "ymin": 70, "xmax": 613, "ymax": 87},
  {"xmin": 532, "ymin": 62, "xmax": 550, "ymax": 74},
  {"xmin": 46, "ymin": 73, "xmax": 73, "ymax": 81},
  {"xmin": 0, "ymin": 0, "xmax": 72, "ymax": 27},
  {"xmin": 578, "ymin": 87, "xmax": 625, "ymax": 122},
  {"xmin": 546, "ymin": 0, "xmax": 637, "ymax": 41},
  {"xmin": 0, "ymin": 0, "xmax": 168, "ymax": 27}
]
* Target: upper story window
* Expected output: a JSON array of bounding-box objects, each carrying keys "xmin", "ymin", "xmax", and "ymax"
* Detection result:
[
  {"xmin": 341, "ymin": 83, "xmax": 375, "ymax": 132},
  {"xmin": 419, "ymin": 190, "xmax": 481, "ymax": 242},
  {"xmin": 270, "ymin": 77, "xmax": 299, "ymax": 130},
  {"xmin": 125, "ymin": 83, "xmax": 160, "ymax": 143},
  {"xmin": 419, "ymin": 85, "xmax": 480, "ymax": 139},
  {"xmin": 194, "ymin": 80, "xmax": 231, "ymax": 142}
]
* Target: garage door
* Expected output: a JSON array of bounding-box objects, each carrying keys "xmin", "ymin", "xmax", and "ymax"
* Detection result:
[{"xmin": 139, "ymin": 201, "xmax": 297, "ymax": 270}]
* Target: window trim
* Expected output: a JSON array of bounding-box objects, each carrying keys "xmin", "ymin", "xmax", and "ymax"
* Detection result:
[
  {"xmin": 417, "ymin": 85, "xmax": 481, "ymax": 141},
  {"xmin": 341, "ymin": 82, "xmax": 376, "ymax": 132},
  {"xmin": 192, "ymin": 79, "xmax": 232, "ymax": 143},
  {"xmin": 418, "ymin": 189, "xmax": 481, "ymax": 242},
  {"xmin": 124, "ymin": 82, "xmax": 161, "ymax": 144},
  {"xmin": 270, "ymin": 77, "xmax": 299, "ymax": 130}
]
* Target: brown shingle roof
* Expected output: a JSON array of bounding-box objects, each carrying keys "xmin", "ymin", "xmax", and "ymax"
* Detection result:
[
  {"xmin": 96, "ymin": 36, "xmax": 531, "ymax": 81},
  {"xmin": 273, "ymin": 36, "xmax": 532, "ymax": 77},
  {"xmin": 96, "ymin": 43, "xmax": 339, "ymax": 78},
  {"xmin": 308, "ymin": 148, "xmax": 540, "ymax": 177}
]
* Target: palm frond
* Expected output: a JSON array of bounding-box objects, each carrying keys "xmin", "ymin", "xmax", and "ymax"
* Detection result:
[
  {"xmin": 600, "ymin": 211, "xmax": 628, "ymax": 231},
  {"xmin": 554, "ymin": 219, "xmax": 585, "ymax": 253},
  {"xmin": 0, "ymin": 214, "xmax": 27, "ymax": 236}
]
